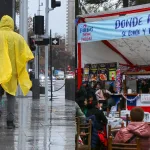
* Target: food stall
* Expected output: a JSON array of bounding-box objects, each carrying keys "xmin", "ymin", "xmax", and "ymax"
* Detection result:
[
  {"xmin": 76, "ymin": 4, "xmax": 150, "ymax": 113},
  {"xmin": 122, "ymin": 71, "xmax": 150, "ymax": 112}
]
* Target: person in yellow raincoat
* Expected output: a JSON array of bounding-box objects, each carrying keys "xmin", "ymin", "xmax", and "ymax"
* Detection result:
[{"xmin": 0, "ymin": 15, "xmax": 34, "ymax": 129}]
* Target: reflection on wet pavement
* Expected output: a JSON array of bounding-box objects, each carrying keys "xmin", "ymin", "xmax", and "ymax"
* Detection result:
[{"xmin": 0, "ymin": 85, "xmax": 75, "ymax": 150}]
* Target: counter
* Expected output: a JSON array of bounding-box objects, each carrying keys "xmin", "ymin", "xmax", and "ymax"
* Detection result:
[
  {"xmin": 123, "ymin": 93, "xmax": 150, "ymax": 112},
  {"xmin": 111, "ymin": 94, "xmax": 125, "ymax": 110}
]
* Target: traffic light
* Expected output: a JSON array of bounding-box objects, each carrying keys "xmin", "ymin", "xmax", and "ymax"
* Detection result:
[
  {"xmin": 51, "ymin": 0, "xmax": 61, "ymax": 9},
  {"xmin": 33, "ymin": 16, "xmax": 44, "ymax": 35},
  {"xmin": 29, "ymin": 38, "xmax": 36, "ymax": 51},
  {"xmin": 68, "ymin": 65, "xmax": 71, "ymax": 71}
]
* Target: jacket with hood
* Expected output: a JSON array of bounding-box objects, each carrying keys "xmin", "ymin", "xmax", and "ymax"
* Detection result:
[
  {"xmin": 0, "ymin": 15, "xmax": 34, "ymax": 96},
  {"xmin": 114, "ymin": 122, "xmax": 150, "ymax": 150}
]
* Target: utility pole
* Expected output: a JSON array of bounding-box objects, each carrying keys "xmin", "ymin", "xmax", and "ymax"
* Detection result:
[
  {"xmin": 19, "ymin": 0, "xmax": 28, "ymax": 41},
  {"xmin": 19, "ymin": 1, "xmax": 28, "ymax": 150},
  {"xmin": 75, "ymin": 0, "xmax": 79, "ymax": 69},
  {"xmin": 44, "ymin": 0, "xmax": 61, "ymax": 123},
  {"xmin": 18, "ymin": 0, "xmax": 28, "ymax": 97},
  {"xmin": 38, "ymin": 0, "xmax": 41, "ymax": 15},
  {"xmin": 44, "ymin": 0, "xmax": 50, "ymax": 124},
  {"xmin": 75, "ymin": 0, "xmax": 79, "ymax": 95}
]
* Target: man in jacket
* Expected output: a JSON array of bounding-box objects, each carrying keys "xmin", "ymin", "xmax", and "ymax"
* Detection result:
[
  {"xmin": 114, "ymin": 107, "xmax": 150, "ymax": 150},
  {"xmin": 0, "ymin": 15, "xmax": 34, "ymax": 129}
]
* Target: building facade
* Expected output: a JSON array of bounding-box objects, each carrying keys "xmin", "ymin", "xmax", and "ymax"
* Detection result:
[{"xmin": 66, "ymin": 0, "xmax": 75, "ymax": 56}]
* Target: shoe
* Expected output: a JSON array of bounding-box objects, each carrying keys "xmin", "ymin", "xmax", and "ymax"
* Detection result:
[{"xmin": 7, "ymin": 121, "xmax": 15, "ymax": 129}]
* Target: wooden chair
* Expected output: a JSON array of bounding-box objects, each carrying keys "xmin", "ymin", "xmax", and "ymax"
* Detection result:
[
  {"xmin": 76, "ymin": 118, "xmax": 92, "ymax": 150},
  {"xmin": 107, "ymin": 107, "xmax": 121, "ymax": 118},
  {"xmin": 108, "ymin": 122, "xmax": 124, "ymax": 137},
  {"xmin": 108, "ymin": 136, "xmax": 140, "ymax": 150},
  {"xmin": 126, "ymin": 114, "xmax": 131, "ymax": 126}
]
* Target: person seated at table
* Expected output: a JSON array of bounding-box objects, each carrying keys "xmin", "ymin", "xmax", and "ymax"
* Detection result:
[
  {"xmin": 87, "ymin": 100, "xmax": 107, "ymax": 126},
  {"xmin": 86, "ymin": 101, "xmax": 108, "ymax": 150},
  {"xmin": 114, "ymin": 107, "xmax": 150, "ymax": 150},
  {"xmin": 75, "ymin": 102, "xmax": 87, "ymax": 145},
  {"xmin": 82, "ymin": 96, "xmax": 96, "ymax": 117},
  {"xmin": 76, "ymin": 81, "xmax": 88, "ymax": 111}
]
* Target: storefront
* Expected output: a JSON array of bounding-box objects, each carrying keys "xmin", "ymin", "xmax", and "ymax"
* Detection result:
[{"xmin": 76, "ymin": 4, "xmax": 150, "ymax": 112}]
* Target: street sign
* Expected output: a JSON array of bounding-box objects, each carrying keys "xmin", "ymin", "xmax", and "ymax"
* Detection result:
[
  {"xmin": 34, "ymin": 38, "xmax": 49, "ymax": 45},
  {"xmin": 52, "ymin": 38, "xmax": 59, "ymax": 45}
]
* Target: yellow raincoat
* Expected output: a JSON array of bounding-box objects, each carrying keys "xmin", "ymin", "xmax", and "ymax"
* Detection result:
[{"xmin": 0, "ymin": 15, "xmax": 34, "ymax": 96}]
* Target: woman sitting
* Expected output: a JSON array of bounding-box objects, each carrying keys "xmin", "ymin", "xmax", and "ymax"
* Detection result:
[
  {"xmin": 114, "ymin": 107, "xmax": 150, "ymax": 150},
  {"xmin": 86, "ymin": 101, "xmax": 108, "ymax": 150}
]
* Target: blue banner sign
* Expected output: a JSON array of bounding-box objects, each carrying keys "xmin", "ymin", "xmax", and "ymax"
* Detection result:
[{"xmin": 77, "ymin": 12, "xmax": 150, "ymax": 43}]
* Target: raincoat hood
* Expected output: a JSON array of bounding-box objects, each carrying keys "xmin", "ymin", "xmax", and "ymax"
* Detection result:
[
  {"xmin": 127, "ymin": 122, "xmax": 150, "ymax": 137},
  {"xmin": 0, "ymin": 15, "xmax": 14, "ymax": 31}
]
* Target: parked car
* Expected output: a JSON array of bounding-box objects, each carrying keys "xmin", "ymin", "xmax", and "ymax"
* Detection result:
[{"xmin": 39, "ymin": 74, "xmax": 56, "ymax": 81}]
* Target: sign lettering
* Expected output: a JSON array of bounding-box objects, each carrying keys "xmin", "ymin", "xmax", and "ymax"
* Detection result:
[{"xmin": 77, "ymin": 12, "xmax": 150, "ymax": 43}]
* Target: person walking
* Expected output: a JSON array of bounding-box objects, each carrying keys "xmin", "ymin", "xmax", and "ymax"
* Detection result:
[{"xmin": 0, "ymin": 15, "xmax": 34, "ymax": 129}]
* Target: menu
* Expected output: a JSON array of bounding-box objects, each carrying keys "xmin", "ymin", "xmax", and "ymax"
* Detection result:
[
  {"xmin": 84, "ymin": 62, "xmax": 117, "ymax": 81},
  {"xmin": 108, "ymin": 63, "xmax": 117, "ymax": 81},
  {"xmin": 89, "ymin": 64, "xmax": 98, "ymax": 81},
  {"xmin": 83, "ymin": 64, "xmax": 90, "ymax": 81},
  {"xmin": 98, "ymin": 63, "xmax": 108, "ymax": 81}
]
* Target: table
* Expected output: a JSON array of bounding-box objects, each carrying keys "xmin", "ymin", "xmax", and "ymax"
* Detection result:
[
  {"xmin": 107, "ymin": 117, "xmax": 123, "ymax": 128},
  {"xmin": 120, "ymin": 110, "xmax": 150, "ymax": 122}
]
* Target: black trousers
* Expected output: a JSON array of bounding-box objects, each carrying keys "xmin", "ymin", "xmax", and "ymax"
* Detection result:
[{"xmin": 0, "ymin": 86, "xmax": 15, "ymax": 121}]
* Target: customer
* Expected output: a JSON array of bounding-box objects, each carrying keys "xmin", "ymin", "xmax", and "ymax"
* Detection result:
[
  {"xmin": 75, "ymin": 102, "xmax": 86, "ymax": 124},
  {"xmin": 87, "ymin": 81, "xmax": 97, "ymax": 100},
  {"xmin": 95, "ymin": 84, "xmax": 112, "ymax": 111},
  {"xmin": 87, "ymin": 101, "xmax": 107, "ymax": 130},
  {"xmin": 76, "ymin": 81, "xmax": 88, "ymax": 111},
  {"xmin": 0, "ymin": 15, "xmax": 34, "ymax": 129},
  {"xmin": 95, "ymin": 84, "xmax": 112, "ymax": 102},
  {"xmin": 87, "ymin": 101, "xmax": 107, "ymax": 150},
  {"xmin": 75, "ymin": 102, "xmax": 86, "ymax": 145},
  {"xmin": 114, "ymin": 107, "xmax": 150, "ymax": 150}
]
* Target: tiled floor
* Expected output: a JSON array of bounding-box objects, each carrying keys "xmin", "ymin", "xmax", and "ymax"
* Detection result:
[{"xmin": 0, "ymin": 84, "xmax": 75, "ymax": 150}]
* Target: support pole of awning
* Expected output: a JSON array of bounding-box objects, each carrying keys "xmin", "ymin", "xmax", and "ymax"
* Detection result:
[{"xmin": 77, "ymin": 43, "xmax": 82, "ymax": 89}]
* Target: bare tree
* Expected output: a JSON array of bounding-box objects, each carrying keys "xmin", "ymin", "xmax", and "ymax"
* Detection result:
[
  {"xmin": 80, "ymin": 0, "xmax": 123, "ymax": 14},
  {"xmin": 80, "ymin": 0, "xmax": 150, "ymax": 14}
]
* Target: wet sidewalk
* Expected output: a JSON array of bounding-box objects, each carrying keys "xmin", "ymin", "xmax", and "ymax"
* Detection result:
[{"xmin": 0, "ymin": 92, "xmax": 75, "ymax": 150}]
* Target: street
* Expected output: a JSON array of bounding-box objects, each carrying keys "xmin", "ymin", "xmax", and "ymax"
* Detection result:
[
  {"xmin": 40, "ymin": 79, "xmax": 65, "ymax": 97},
  {"xmin": 0, "ymin": 79, "xmax": 75, "ymax": 150}
]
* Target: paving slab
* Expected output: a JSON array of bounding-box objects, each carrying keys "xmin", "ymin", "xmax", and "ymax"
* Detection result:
[{"xmin": 0, "ymin": 90, "xmax": 75, "ymax": 150}]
